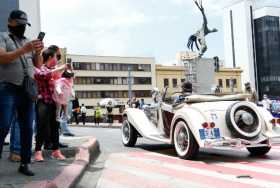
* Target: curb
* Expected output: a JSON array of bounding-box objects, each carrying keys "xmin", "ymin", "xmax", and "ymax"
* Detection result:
[{"xmin": 24, "ymin": 138, "xmax": 100, "ymax": 188}]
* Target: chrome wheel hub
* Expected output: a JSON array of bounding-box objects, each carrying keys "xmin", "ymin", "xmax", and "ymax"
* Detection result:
[
  {"xmin": 123, "ymin": 121, "xmax": 130, "ymax": 141},
  {"xmin": 176, "ymin": 127, "xmax": 189, "ymax": 152}
]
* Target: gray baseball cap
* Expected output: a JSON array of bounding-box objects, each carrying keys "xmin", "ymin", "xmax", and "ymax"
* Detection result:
[{"xmin": 8, "ymin": 10, "xmax": 31, "ymax": 26}]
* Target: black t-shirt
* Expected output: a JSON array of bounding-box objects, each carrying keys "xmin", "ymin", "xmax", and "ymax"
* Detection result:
[
  {"xmin": 134, "ymin": 100, "xmax": 140, "ymax": 108},
  {"xmin": 72, "ymin": 99, "xmax": 80, "ymax": 109},
  {"xmin": 107, "ymin": 106, "xmax": 113, "ymax": 114}
]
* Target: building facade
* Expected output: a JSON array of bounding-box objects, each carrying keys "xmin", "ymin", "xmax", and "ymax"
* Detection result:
[
  {"xmin": 224, "ymin": 1, "xmax": 280, "ymax": 99},
  {"xmin": 156, "ymin": 65, "xmax": 186, "ymax": 95},
  {"xmin": 0, "ymin": 0, "xmax": 41, "ymax": 38},
  {"xmin": 215, "ymin": 67, "xmax": 243, "ymax": 94},
  {"xmin": 254, "ymin": 8, "xmax": 280, "ymax": 99},
  {"xmin": 68, "ymin": 54, "xmax": 156, "ymax": 107}
]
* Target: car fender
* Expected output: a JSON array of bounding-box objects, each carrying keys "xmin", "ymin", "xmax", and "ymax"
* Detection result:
[
  {"xmin": 171, "ymin": 106, "xmax": 207, "ymax": 147},
  {"xmin": 123, "ymin": 108, "xmax": 161, "ymax": 138}
]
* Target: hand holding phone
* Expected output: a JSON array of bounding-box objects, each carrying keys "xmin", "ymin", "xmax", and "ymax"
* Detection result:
[{"xmin": 37, "ymin": 32, "xmax": 45, "ymax": 41}]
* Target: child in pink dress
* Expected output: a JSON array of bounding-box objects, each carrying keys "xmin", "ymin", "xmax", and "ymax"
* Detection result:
[{"xmin": 52, "ymin": 70, "xmax": 75, "ymax": 122}]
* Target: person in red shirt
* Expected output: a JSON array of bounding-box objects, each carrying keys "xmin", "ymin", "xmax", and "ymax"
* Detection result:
[{"xmin": 34, "ymin": 48, "xmax": 67, "ymax": 162}]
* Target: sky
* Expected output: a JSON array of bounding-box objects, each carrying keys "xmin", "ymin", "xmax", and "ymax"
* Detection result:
[{"xmin": 40, "ymin": 0, "xmax": 280, "ymax": 65}]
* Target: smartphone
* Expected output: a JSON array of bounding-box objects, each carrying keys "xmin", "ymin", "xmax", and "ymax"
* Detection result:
[
  {"xmin": 37, "ymin": 32, "xmax": 45, "ymax": 41},
  {"xmin": 66, "ymin": 58, "xmax": 73, "ymax": 69}
]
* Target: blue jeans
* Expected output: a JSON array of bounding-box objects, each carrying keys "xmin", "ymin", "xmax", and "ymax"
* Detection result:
[
  {"xmin": 10, "ymin": 119, "xmax": 21, "ymax": 155},
  {"xmin": 60, "ymin": 101, "xmax": 73, "ymax": 134},
  {"xmin": 0, "ymin": 83, "xmax": 34, "ymax": 164}
]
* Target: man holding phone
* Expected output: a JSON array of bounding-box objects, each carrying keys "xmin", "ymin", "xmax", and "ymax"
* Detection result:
[{"xmin": 0, "ymin": 10, "xmax": 43, "ymax": 176}]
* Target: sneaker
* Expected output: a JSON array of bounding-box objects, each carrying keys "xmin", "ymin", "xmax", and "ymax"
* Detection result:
[
  {"xmin": 9, "ymin": 153, "xmax": 21, "ymax": 162},
  {"xmin": 56, "ymin": 116, "xmax": 62, "ymax": 122},
  {"xmin": 60, "ymin": 114, "xmax": 68, "ymax": 122},
  {"xmin": 34, "ymin": 151, "xmax": 44, "ymax": 162},
  {"xmin": 51, "ymin": 150, "xmax": 66, "ymax": 160}
]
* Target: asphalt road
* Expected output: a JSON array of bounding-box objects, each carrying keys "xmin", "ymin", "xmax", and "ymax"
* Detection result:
[
  {"xmin": 73, "ymin": 127, "xmax": 280, "ymax": 188},
  {"xmin": 73, "ymin": 127, "xmax": 174, "ymax": 188}
]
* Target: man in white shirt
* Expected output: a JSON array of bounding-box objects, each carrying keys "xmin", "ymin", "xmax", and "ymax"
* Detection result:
[
  {"xmin": 262, "ymin": 94, "xmax": 272, "ymax": 111},
  {"xmin": 80, "ymin": 104, "xmax": 87, "ymax": 125}
]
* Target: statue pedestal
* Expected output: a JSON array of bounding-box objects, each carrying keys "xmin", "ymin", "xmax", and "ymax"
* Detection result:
[{"xmin": 183, "ymin": 55, "xmax": 215, "ymax": 94}]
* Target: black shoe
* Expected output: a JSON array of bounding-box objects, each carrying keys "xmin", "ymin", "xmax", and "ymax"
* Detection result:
[
  {"xmin": 63, "ymin": 133, "xmax": 75, "ymax": 137},
  {"xmin": 59, "ymin": 143, "xmax": 68, "ymax": 148},
  {"xmin": 18, "ymin": 164, "xmax": 35, "ymax": 176}
]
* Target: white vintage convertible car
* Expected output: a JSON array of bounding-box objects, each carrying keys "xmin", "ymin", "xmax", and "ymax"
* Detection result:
[{"xmin": 121, "ymin": 89, "xmax": 280, "ymax": 159}]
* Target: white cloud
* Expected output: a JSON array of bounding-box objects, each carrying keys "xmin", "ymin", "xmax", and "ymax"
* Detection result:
[
  {"xmin": 41, "ymin": 0, "xmax": 150, "ymax": 56},
  {"xmin": 40, "ymin": 0, "xmax": 280, "ymax": 62}
]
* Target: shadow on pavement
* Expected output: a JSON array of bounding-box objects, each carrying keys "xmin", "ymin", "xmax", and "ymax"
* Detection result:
[{"xmin": 133, "ymin": 143, "xmax": 279, "ymax": 164}]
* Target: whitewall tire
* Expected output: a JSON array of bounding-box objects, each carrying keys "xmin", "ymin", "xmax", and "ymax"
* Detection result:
[
  {"xmin": 174, "ymin": 121, "xmax": 199, "ymax": 159},
  {"xmin": 122, "ymin": 119, "xmax": 137, "ymax": 147}
]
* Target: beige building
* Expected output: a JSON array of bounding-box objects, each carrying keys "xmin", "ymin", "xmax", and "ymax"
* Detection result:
[
  {"xmin": 156, "ymin": 64, "xmax": 186, "ymax": 95},
  {"xmin": 215, "ymin": 67, "xmax": 243, "ymax": 94},
  {"xmin": 68, "ymin": 54, "xmax": 156, "ymax": 107}
]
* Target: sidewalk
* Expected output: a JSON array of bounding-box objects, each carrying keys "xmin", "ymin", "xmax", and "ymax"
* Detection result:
[
  {"xmin": 0, "ymin": 136, "xmax": 99, "ymax": 188},
  {"xmin": 69, "ymin": 122, "xmax": 122, "ymax": 129}
]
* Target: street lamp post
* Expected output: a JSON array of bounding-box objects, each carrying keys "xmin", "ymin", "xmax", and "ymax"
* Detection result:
[{"xmin": 128, "ymin": 66, "xmax": 132, "ymax": 107}]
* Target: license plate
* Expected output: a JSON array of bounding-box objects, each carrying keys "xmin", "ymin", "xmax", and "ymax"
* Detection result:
[{"xmin": 199, "ymin": 128, "xmax": 221, "ymax": 140}]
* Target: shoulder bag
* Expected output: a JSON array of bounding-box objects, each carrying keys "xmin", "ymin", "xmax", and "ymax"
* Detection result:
[{"xmin": 9, "ymin": 34, "xmax": 38, "ymax": 101}]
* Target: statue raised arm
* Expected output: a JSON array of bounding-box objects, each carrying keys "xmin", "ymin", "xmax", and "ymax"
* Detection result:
[{"xmin": 187, "ymin": 0, "xmax": 218, "ymax": 57}]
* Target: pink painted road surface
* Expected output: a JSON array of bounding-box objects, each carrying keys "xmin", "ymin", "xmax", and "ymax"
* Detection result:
[{"xmin": 96, "ymin": 147, "xmax": 280, "ymax": 188}]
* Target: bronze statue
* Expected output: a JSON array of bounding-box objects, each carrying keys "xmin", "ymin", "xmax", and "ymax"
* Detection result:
[{"xmin": 187, "ymin": 0, "xmax": 218, "ymax": 57}]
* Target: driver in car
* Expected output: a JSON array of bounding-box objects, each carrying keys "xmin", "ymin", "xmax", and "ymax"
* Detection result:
[{"xmin": 174, "ymin": 81, "xmax": 193, "ymax": 103}]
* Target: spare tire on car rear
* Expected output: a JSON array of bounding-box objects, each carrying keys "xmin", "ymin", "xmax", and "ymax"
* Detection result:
[{"xmin": 226, "ymin": 102, "xmax": 262, "ymax": 140}]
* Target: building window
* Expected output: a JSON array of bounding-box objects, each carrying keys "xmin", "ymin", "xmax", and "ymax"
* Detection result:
[
  {"xmin": 225, "ymin": 79, "xmax": 237, "ymax": 88},
  {"xmin": 134, "ymin": 77, "xmax": 152, "ymax": 85},
  {"xmin": 75, "ymin": 90, "xmax": 151, "ymax": 99},
  {"xmin": 218, "ymin": 79, "xmax": 223, "ymax": 87},
  {"xmin": 226, "ymin": 79, "xmax": 230, "ymax": 88},
  {"xmin": 72, "ymin": 62, "xmax": 151, "ymax": 72},
  {"xmin": 164, "ymin": 79, "xmax": 169, "ymax": 87},
  {"xmin": 122, "ymin": 78, "xmax": 128, "ymax": 85},
  {"xmin": 96, "ymin": 63, "xmax": 100, "ymax": 71},
  {"xmin": 232, "ymin": 79, "xmax": 237, "ymax": 88},
  {"xmin": 172, "ymin": 79, "xmax": 178, "ymax": 88},
  {"xmin": 74, "ymin": 77, "xmax": 152, "ymax": 85}
]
